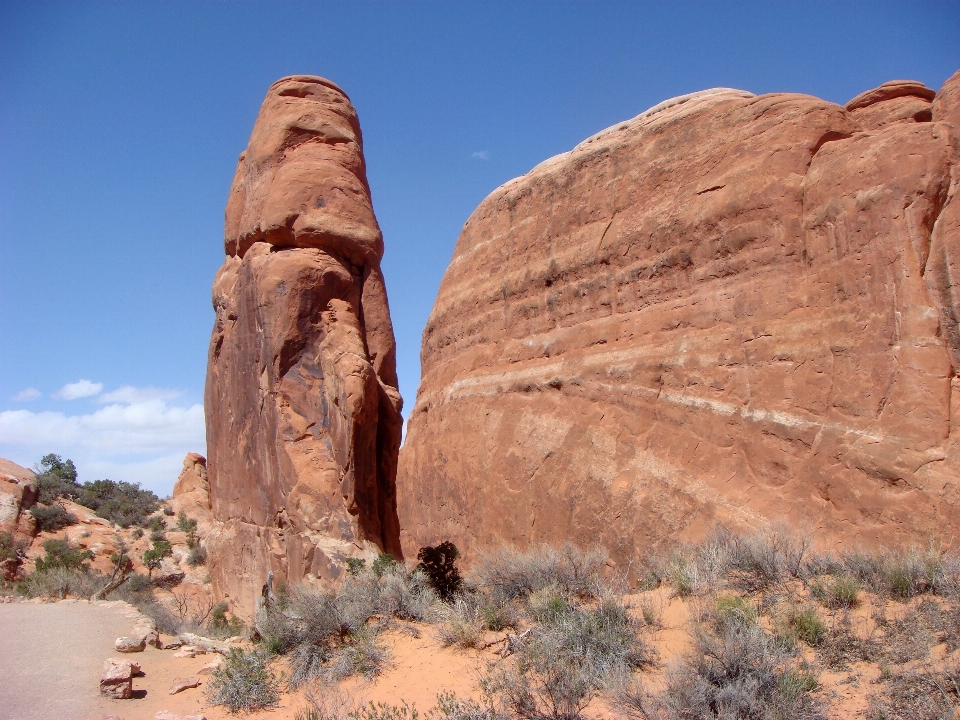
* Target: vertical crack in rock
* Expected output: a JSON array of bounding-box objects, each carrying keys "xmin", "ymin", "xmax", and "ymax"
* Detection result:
[
  {"xmin": 205, "ymin": 76, "xmax": 403, "ymax": 618},
  {"xmin": 398, "ymin": 73, "xmax": 960, "ymax": 573}
]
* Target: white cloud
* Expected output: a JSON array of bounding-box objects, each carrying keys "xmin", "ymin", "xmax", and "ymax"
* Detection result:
[
  {"xmin": 0, "ymin": 398, "xmax": 205, "ymax": 496},
  {"xmin": 54, "ymin": 379, "xmax": 103, "ymax": 400},
  {"xmin": 12, "ymin": 388, "xmax": 41, "ymax": 402},
  {"xmin": 98, "ymin": 385, "xmax": 183, "ymax": 404},
  {"xmin": 471, "ymin": 150, "xmax": 490, "ymax": 160}
]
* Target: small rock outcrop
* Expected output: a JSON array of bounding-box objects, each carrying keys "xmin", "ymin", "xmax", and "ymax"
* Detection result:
[
  {"xmin": 0, "ymin": 458, "xmax": 37, "ymax": 537},
  {"xmin": 398, "ymin": 71, "xmax": 960, "ymax": 566},
  {"xmin": 205, "ymin": 76, "xmax": 404, "ymax": 617}
]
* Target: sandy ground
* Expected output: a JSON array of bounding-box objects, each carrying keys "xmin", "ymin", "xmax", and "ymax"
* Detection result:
[{"xmin": 1, "ymin": 590, "xmax": 952, "ymax": 720}]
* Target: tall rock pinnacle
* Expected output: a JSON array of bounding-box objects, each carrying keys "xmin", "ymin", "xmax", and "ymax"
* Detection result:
[{"xmin": 205, "ymin": 76, "xmax": 403, "ymax": 617}]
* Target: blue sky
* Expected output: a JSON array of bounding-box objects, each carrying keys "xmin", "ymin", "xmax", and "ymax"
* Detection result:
[{"xmin": 1, "ymin": 1, "xmax": 958, "ymax": 495}]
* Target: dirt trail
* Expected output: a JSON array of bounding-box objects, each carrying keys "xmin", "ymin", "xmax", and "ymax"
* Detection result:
[{"xmin": 0, "ymin": 600, "xmax": 137, "ymax": 720}]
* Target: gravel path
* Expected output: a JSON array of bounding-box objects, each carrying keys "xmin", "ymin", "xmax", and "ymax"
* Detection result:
[{"xmin": 0, "ymin": 600, "xmax": 137, "ymax": 720}]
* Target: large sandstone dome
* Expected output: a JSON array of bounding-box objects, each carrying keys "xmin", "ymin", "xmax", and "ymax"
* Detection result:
[{"xmin": 397, "ymin": 71, "xmax": 960, "ymax": 568}]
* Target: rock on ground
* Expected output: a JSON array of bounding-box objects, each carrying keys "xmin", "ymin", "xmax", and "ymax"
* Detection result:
[
  {"xmin": 204, "ymin": 75, "xmax": 404, "ymax": 618},
  {"xmin": 168, "ymin": 676, "xmax": 201, "ymax": 694},
  {"xmin": 398, "ymin": 70, "xmax": 960, "ymax": 566}
]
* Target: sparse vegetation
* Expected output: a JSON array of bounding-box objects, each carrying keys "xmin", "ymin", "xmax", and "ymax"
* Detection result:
[
  {"xmin": 0, "ymin": 531, "xmax": 27, "ymax": 563},
  {"xmin": 257, "ymin": 561, "xmax": 436, "ymax": 688},
  {"xmin": 207, "ymin": 648, "xmax": 280, "ymax": 712}
]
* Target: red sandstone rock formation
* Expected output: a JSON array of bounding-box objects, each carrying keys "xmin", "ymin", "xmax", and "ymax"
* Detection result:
[
  {"xmin": 397, "ymin": 71, "xmax": 960, "ymax": 568},
  {"xmin": 205, "ymin": 76, "xmax": 403, "ymax": 617},
  {"xmin": 0, "ymin": 457, "xmax": 37, "ymax": 537}
]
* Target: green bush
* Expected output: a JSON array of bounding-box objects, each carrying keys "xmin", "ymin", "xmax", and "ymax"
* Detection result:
[
  {"xmin": 77, "ymin": 478, "xmax": 160, "ymax": 528},
  {"xmin": 34, "ymin": 538, "xmax": 93, "ymax": 572},
  {"xmin": 0, "ymin": 531, "xmax": 27, "ymax": 562},
  {"xmin": 143, "ymin": 539, "xmax": 172, "ymax": 577},
  {"xmin": 206, "ymin": 648, "xmax": 280, "ymax": 712},
  {"xmin": 147, "ymin": 515, "xmax": 166, "ymax": 532},
  {"xmin": 346, "ymin": 557, "xmax": 367, "ymax": 576},
  {"xmin": 417, "ymin": 541, "xmax": 463, "ymax": 600},
  {"xmin": 29, "ymin": 503, "xmax": 77, "ymax": 532},
  {"xmin": 372, "ymin": 552, "xmax": 398, "ymax": 578},
  {"xmin": 783, "ymin": 607, "xmax": 827, "ymax": 647},
  {"xmin": 33, "ymin": 454, "xmax": 80, "ymax": 504}
]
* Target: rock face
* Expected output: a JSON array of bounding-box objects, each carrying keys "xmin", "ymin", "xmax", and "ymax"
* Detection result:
[
  {"xmin": 205, "ymin": 76, "xmax": 403, "ymax": 617},
  {"xmin": 398, "ymin": 71, "xmax": 960, "ymax": 567},
  {"xmin": 0, "ymin": 458, "xmax": 37, "ymax": 537}
]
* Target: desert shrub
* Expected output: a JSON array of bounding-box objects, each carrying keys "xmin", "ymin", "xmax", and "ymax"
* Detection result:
[
  {"xmin": 527, "ymin": 584, "xmax": 572, "ymax": 623},
  {"xmin": 320, "ymin": 629, "xmax": 390, "ymax": 682},
  {"xmin": 163, "ymin": 505, "xmax": 175, "ymax": 516},
  {"xmin": 436, "ymin": 594, "xmax": 485, "ymax": 648},
  {"xmin": 143, "ymin": 539, "xmax": 172, "ymax": 577},
  {"xmin": 29, "ymin": 503, "xmax": 77, "ymax": 531},
  {"xmin": 417, "ymin": 541, "xmax": 463, "ymax": 600},
  {"xmin": 76, "ymin": 479, "xmax": 160, "ymax": 528},
  {"xmin": 187, "ymin": 544, "xmax": 207, "ymax": 567},
  {"xmin": 476, "ymin": 544, "xmax": 607, "ymax": 603},
  {"xmin": 778, "ymin": 606, "xmax": 827, "ymax": 648},
  {"xmin": 840, "ymin": 545, "xmax": 951, "ymax": 599},
  {"xmin": 712, "ymin": 594, "xmax": 759, "ymax": 630},
  {"xmin": 270, "ymin": 564, "xmax": 436, "ymax": 687},
  {"xmin": 868, "ymin": 662, "xmax": 960, "ymax": 720},
  {"xmin": 19, "ymin": 566, "xmax": 99, "ymax": 599},
  {"xmin": 639, "ymin": 619, "xmax": 824, "ymax": 720},
  {"xmin": 126, "ymin": 572, "xmax": 152, "ymax": 592},
  {"xmin": 346, "ymin": 557, "xmax": 366, "ymax": 576},
  {"xmin": 372, "ymin": 552, "xmax": 398, "ymax": 577},
  {"xmin": 131, "ymin": 527, "xmax": 144, "ymax": 540},
  {"xmin": 34, "ymin": 538, "xmax": 93, "ymax": 572},
  {"xmin": 659, "ymin": 525, "xmax": 812, "ymax": 597},
  {"xmin": 177, "ymin": 511, "xmax": 199, "ymax": 548},
  {"xmin": 147, "ymin": 515, "xmax": 166, "ymax": 532},
  {"xmin": 481, "ymin": 602, "xmax": 519, "ymax": 632},
  {"xmin": 484, "ymin": 596, "xmax": 651, "ymax": 719},
  {"xmin": 207, "ymin": 648, "xmax": 280, "ymax": 713},
  {"xmin": 816, "ymin": 611, "xmax": 881, "ymax": 670},
  {"xmin": 33, "ymin": 454, "xmax": 80, "ymax": 504},
  {"xmin": 150, "ymin": 529, "xmax": 167, "ymax": 542},
  {"xmin": 0, "ymin": 531, "xmax": 27, "ymax": 562},
  {"xmin": 813, "ymin": 575, "xmax": 860, "ymax": 609}
]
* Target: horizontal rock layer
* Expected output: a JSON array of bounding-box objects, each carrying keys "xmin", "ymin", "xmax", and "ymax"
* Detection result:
[{"xmin": 398, "ymin": 71, "xmax": 960, "ymax": 569}]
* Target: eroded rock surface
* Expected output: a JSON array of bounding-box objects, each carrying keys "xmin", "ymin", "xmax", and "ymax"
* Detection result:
[
  {"xmin": 205, "ymin": 76, "xmax": 403, "ymax": 617},
  {"xmin": 398, "ymin": 72, "xmax": 960, "ymax": 568}
]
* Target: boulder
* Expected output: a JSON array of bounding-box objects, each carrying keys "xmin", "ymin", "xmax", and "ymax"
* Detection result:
[
  {"xmin": 114, "ymin": 636, "xmax": 146, "ymax": 653},
  {"xmin": 99, "ymin": 658, "xmax": 134, "ymax": 699},
  {"xmin": 397, "ymin": 73, "xmax": 960, "ymax": 568},
  {"xmin": 0, "ymin": 458, "xmax": 37, "ymax": 537},
  {"xmin": 168, "ymin": 676, "xmax": 201, "ymax": 694},
  {"xmin": 178, "ymin": 632, "xmax": 229, "ymax": 654},
  {"xmin": 205, "ymin": 76, "xmax": 403, "ymax": 618}
]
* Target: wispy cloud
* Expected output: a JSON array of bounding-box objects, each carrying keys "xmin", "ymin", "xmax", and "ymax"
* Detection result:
[
  {"xmin": 98, "ymin": 386, "xmax": 183, "ymax": 404},
  {"xmin": 54, "ymin": 379, "xmax": 103, "ymax": 400},
  {"xmin": 471, "ymin": 150, "xmax": 490, "ymax": 160},
  {"xmin": 12, "ymin": 388, "xmax": 41, "ymax": 402}
]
